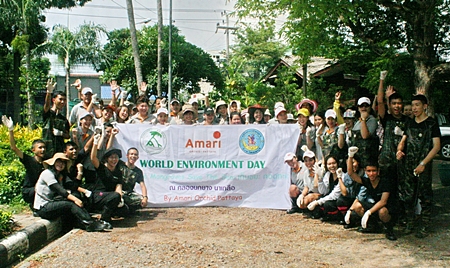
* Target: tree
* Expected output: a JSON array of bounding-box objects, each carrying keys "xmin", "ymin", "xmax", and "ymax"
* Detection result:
[
  {"xmin": 40, "ymin": 23, "xmax": 107, "ymax": 112},
  {"xmin": 125, "ymin": 0, "xmax": 143, "ymax": 95},
  {"xmin": 235, "ymin": 0, "xmax": 450, "ymax": 110},
  {"xmin": 101, "ymin": 25, "xmax": 223, "ymax": 100}
]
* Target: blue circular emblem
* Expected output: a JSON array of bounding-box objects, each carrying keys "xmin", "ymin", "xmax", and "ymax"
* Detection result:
[
  {"xmin": 140, "ymin": 128, "xmax": 167, "ymax": 155},
  {"xmin": 239, "ymin": 129, "xmax": 265, "ymax": 155}
]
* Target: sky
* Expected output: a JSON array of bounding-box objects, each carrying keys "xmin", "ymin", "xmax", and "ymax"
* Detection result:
[{"xmin": 43, "ymin": 0, "xmax": 239, "ymax": 53}]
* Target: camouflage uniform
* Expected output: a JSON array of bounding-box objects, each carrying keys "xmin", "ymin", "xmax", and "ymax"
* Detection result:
[
  {"xmin": 119, "ymin": 161, "xmax": 145, "ymax": 207},
  {"xmin": 321, "ymin": 128, "xmax": 339, "ymax": 158},
  {"xmin": 42, "ymin": 109, "xmax": 70, "ymax": 159},
  {"xmin": 350, "ymin": 115, "xmax": 379, "ymax": 168},
  {"xmin": 398, "ymin": 117, "xmax": 440, "ymax": 226}
]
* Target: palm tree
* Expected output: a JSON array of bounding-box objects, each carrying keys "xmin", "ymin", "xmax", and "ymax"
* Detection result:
[{"xmin": 41, "ymin": 23, "xmax": 107, "ymax": 113}]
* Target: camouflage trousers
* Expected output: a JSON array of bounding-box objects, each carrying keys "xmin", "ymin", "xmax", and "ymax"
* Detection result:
[{"xmin": 122, "ymin": 191, "xmax": 144, "ymax": 207}]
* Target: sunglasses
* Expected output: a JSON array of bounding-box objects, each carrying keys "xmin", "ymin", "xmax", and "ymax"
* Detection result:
[{"xmin": 358, "ymin": 103, "xmax": 370, "ymax": 108}]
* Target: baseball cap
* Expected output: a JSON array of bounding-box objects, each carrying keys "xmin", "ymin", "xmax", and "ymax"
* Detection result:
[
  {"xmin": 284, "ymin": 152, "xmax": 296, "ymax": 162},
  {"xmin": 182, "ymin": 104, "xmax": 194, "ymax": 114},
  {"xmin": 204, "ymin": 107, "xmax": 214, "ymax": 115},
  {"xmin": 102, "ymin": 105, "xmax": 115, "ymax": 111},
  {"xmin": 287, "ymin": 113, "xmax": 297, "ymax": 122},
  {"xmin": 215, "ymin": 100, "xmax": 228, "ymax": 110},
  {"xmin": 296, "ymin": 108, "xmax": 310, "ymax": 117},
  {"xmin": 274, "ymin": 102, "xmax": 285, "ymax": 110},
  {"xmin": 156, "ymin": 107, "xmax": 169, "ymax": 116},
  {"xmin": 357, "ymin": 97, "xmax": 371, "ymax": 106},
  {"xmin": 81, "ymin": 87, "xmax": 93, "ymax": 95},
  {"xmin": 170, "ymin": 98, "xmax": 180, "ymax": 104},
  {"xmin": 275, "ymin": 107, "xmax": 286, "ymax": 118},
  {"xmin": 302, "ymin": 150, "xmax": 316, "ymax": 160},
  {"xmin": 343, "ymin": 110, "xmax": 356, "ymax": 118},
  {"xmin": 189, "ymin": 98, "xmax": 198, "ymax": 105},
  {"xmin": 264, "ymin": 109, "xmax": 272, "ymax": 116},
  {"xmin": 79, "ymin": 111, "xmax": 94, "ymax": 120},
  {"xmin": 325, "ymin": 109, "xmax": 337, "ymax": 119}
]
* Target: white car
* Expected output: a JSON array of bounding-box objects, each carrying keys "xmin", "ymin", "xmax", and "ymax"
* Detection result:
[{"xmin": 436, "ymin": 114, "xmax": 450, "ymax": 160}]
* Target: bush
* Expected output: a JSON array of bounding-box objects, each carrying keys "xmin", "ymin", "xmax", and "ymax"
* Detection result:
[
  {"xmin": 0, "ymin": 210, "xmax": 14, "ymax": 239},
  {"xmin": 0, "ymin": 125, "xmax": 41, "ymax": 205}
]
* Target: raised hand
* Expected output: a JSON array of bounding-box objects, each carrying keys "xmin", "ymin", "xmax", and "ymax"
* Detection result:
[
  {"xmin": 2, "ymin": 115, "xmax": 14, "ymax": 131},
  {"xmin": 380, "ymin": 70, "xmax": 388, "ymax": 80},
  {"xmin": 348, "ymin": 146, "xmax": 359, "ymax": 158},
  {"xmin": 46, "ymin": 78, "xmax": 56, "ymax": 94}
]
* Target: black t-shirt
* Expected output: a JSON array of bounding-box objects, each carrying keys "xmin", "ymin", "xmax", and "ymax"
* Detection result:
[
  {"xmin": 405, "ymin": 117, "xmax": 441, "ymax": 141},
  {"xmin": 20, "ymin": 154, "xmax": 45, "ymax": 188},
  {"xmin": 94, "ymin": 164, "xmax": 123, "ymax": 192},
  {"xmin": 361, "ymin": 176, "xmax": 392, "ymax": 204}
]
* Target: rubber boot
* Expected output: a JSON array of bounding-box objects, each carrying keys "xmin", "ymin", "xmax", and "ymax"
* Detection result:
[
  {"xmin": 415, "ymin": 216, "xmax": 428, "ymax": 238},
  {"xmin": 384, "ymin": 222, "xmax": 397, "ymax": 241}
]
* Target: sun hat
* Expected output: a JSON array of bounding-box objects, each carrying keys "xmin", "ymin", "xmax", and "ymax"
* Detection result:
[
  {"xmin": 264, "ymin": 109, "xmax": 272, "ymax": 116},
  {"xmin": 189, "ymin": 98, "xmax": 198, "ymax": 105},
  {"xmin": 274, "ymin": 102, "xmax": 285, "ymax": 110},
  {"xmin": 215, "ymin": 100, "xmax": 228, "ymax": 111},
  {"xmin": 182, "ymin": 104, "xmax": 195, "ymax": 115},
  {"xmin": 43, "ymin": 153, "xmax": 69, "ymax": 169},
  {"xmin": 296, "ymin": 99, "xmax": 318, "ymax": 113},
  {"xmin": 102, "ymin": 148, "xmax": 122, "ymax": 161},
  {"xmin": 287, "ymin": 113, "xmax": 297, "ymax": 123}
]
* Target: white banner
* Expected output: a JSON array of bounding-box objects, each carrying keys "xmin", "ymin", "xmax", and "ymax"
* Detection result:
[{"xmin": 113, "ymin": 124, "xmax": 299, "ymax": 209}]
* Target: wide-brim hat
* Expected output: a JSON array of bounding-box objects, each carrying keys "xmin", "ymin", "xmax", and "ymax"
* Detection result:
[
  {"xmin": 102, "ymin": 148, "xmax": 122, "ymax": 161},
  {"xmin": 296, "ymin": 99, "xmax": 318, "ymax": 113},
  {"xmin": 215, "ymin": 100, "xmax": 228, "ymax": 112},
  {"xmin": 248, "ymin": 104, "xmax": 268, "ymax": 116},
  {"xmin": 43, "ymin": 153, "xmax": 70, "ymax": 169}
]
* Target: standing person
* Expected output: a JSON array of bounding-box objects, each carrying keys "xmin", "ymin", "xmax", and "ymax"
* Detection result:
[
  {"xmin": 403, "ymin": 104, "xmax": 413, "ymax": 119},
  {"xmin": 230, "ymin": 112, "xmax": 243, "ymax": 125},
  {"xmin": 350, "ymin": 97, "xmax": 379, "ymax": 168},
  {"xmin": 347, "ymin": 147, "xmax": 398, "ymax": 241},
  {"xmin": 317, "ymin": 109, "xmax": 339, "ymax": 160},
  {"xmin": 284, "ymin": 152, "xmax": 307, "ymax": 214},
  {"xmin": 95, "ymin": 105, "xmax": 115, "ymax": 126},
  {"xmin": 155, "ymin": 107, "xmax": 170, "ymax": 125},
  {"xmin": 248, "ymin": 104, "xmax": 267, "ymax": 124},
  {"xmin": 127, "ymin": 96, "xmax": 155, "ymax": 124},
  {"xmin": 296, "ymin": 98, "xmax": 318, "ymax": 124},
  {"xmin": 229, "ymin": 100, "xmax": 241, "ymax": 113},
  {"xmin": 200, "ymin": 107, "xmax": 217, "ymax": 125},
  {"xmin": 43, "ymin": 79, "xmax": 70, "ymax": 159},
  {"xmin": 215, "ymin": 100, "xmax": 229, "ymax": 124},
  {"xmin": 264, "ymin": 109, "xmax": 272, "ymax": 123},
  {"xmin": 376, "ymin": 71, "xmax": 409, "ymax": 202},
  {"xmin": 312, "ymin": 112, "xmax": 325, "ymax": 161},
  {"xmin": 272, "ymin": 107, "xmax": 288, "ymax": 124},
  {"xmin": 296, "ymin": 108, "xmax": 314, "ymax": 159},
  {"xmin": 69, "ymin": 86, "xmax": 102, "ymax": 127},
  {"xmin": 169, "ymin": 98, "xmax": 181, "ymax": 119},
  {"xmin": 34, "ymin": 153, "xmax": 109, "ymax": 232},
  {"xmin": 119, "ymin": 148, "xmax": 148, "ymax": 213},
  {"xmin": 2, "ymin": 116, "xmax": 46, "ymax": 210},
  {"xmin": 114, "ymin": 105, "xmax": 130, "ymax": 123},
  {"xmin": 396, "ymin": 94, "xmax": 441, "ymax": 238}
]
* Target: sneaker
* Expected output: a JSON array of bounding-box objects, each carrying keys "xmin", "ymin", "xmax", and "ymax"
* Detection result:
[
  {"xmin": 286, "ymin": 207, "xmax": 301, "ymax": 214},
  {"xmin": 86, "ymin": 221, "xmax": 107, "ymax": 232},
  {"xmin": 99, "ymin": 220, "xmax": 113, "ymax": 230},
  {"xmin": 385, "ymin": 229, "xmax": 397, "ymax": 241}
]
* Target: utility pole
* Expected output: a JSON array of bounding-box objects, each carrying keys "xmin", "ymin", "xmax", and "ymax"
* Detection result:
[
  {"xmin": 215, "ymin": 11, "xmax": 237, "ymax": 60},
  {"xmin": 168, "ymin": 0, "xmax": 173, "ymax": 102},
  {"xmin": 157, "ymin": 0, "xmax": 163, "ymax": 97}
]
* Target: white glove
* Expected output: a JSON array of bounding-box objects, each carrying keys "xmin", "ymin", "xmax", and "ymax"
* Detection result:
[
  {"xmin": 52, "ymin": 128, "xmax": 64, "ymax": 137},
  {"xmin": 307, "ymin": 200, "xmax": 319, "ymax": 211},
  {"xmin": 2, "ymin": 115, "xmax": 14, "ymax": 131},
  {"xmin": 120, "ymin": 90, "xmax": 127, "ymax": 100},
  {"xmin": 118, "ymin": 198, "xmax": 124, "ymax": 208},
  {"xmin": 92, "ymin": 93, "xmax": 98, "ymax": 102},
  {"xmin": 313, "ymin": 162, "xmax": 325, "ymax": 178},
  {"xmin": 338, "ymin": 123, "xmax": 346, "ymax": 135},
  {"xmin": 380, "ymin": 70, "xmax": 388, "ymax": 80},
  {"xmin": 245, "ymin": 114, "xmax": 249, "ymax": 124},
  {"xmin": 160, "ymin": 98, "xmax": 167, "ymax": 108},
  {"xmin": 361, "ymin": 210, "xmax": 372, "ymax": 229},
  {"xmin": 300, "ymin": 145, "xmax": 309, "ymax": 152},
  {"xmin": 84, "ymin": 190, "xmax": 92, "ymax": 198},
  {"xmin": 94, "ymin": 125, "xmax": 102, "ymax": 135},
  {"xmin": 344, "ymin": 210, "xmax": 351, "ymax": 224},
  {"xmin": 46, "ymin": 79, "xmax": 56, "ymax": 94},
  {"xmin": 93, "ymin": 133, "xmax": 101, "ymax": 145},
  {"xmin": 348, "ymin": 146, "xmax": 359, "ymax": 158},
  {"xmin": 336, "ymin": 168, "xmax": 343, "ymax": 179},
  {"xmin": 296, "ymin": 194, "xmax": 304, "ymax": 208},
  {"xmin": 298, "ymin": 124, "xmax": 303, "ymax": 133},
  {"xmin": 316, "ymin": 124, "xmax": 324, "ymax": 137},
  {"xmin": 394, "ymin": 126, "xmax": 404, "ymax": 136}
]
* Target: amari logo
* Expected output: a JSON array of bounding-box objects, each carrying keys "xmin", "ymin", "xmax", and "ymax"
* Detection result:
[
  {"xmin": 140, "ymin": 128, "xmax": 167, "ymax": 155},
  {"xmin": 239, "ymin": 129, "xmax": 265, "ymax": 155}
]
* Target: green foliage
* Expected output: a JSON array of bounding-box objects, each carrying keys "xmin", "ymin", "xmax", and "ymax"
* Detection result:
[
  {"xmin": 0, "ymin": 209, "xmax": 14, "ymax": 239},
  {"xmin": 0, "ymin": 124, "xmax": 41, "ymax": 204},
  {"xmin": 101, "ymin": 25, "xmax": 224, "ymax": 99}
]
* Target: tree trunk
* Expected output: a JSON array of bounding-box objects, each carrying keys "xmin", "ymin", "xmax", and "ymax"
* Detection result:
[
  {"xmin": 13, "ymin": 51, "xmax": 21, "ymax": 123},
  {"xmin": 157, "ymin": 0, "xmax": 163, "ymax": 97},
  {"xmin": 125, "ymin": 0, "xmax": 144, "ymax": 96}
]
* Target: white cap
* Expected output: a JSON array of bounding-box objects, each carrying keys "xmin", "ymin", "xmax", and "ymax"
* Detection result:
[
  {"xmin": 156, "ymin": 107, "xmax": 169, "ymax": 116},
  {"xmin": 357, "ymin": 97, "xmax": 371, "ymax": 106},
  {"xmin": 189, "ymin": 98, "xmax": 198, "ymax": 105},
  {"xmin": 325, "ymin": 109, "xmax": 337, "ymax": 119},
  {"xmin": 284, "ymin": 152, "xmax": 296, "ymax": 162},
  {"xmin": 81, "ymin": 87, "xmax": 93, "ymax": 95},
  {"xmin": 275, "ymin": 107, "xmax": 287, "ymax": 118},
  {"xmin": 274, "ymin": 102, "xmax": 285, "ymax": 110},
  {"xmin": 303, "ymin": 150, "xmax": 316, "ymax": 160}
]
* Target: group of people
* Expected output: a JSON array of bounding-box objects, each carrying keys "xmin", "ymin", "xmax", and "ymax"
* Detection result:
[
  {"xmin": 284, "ymin": 71, "xmax": 440, "ymax": 241},
  {"xmin": 2, "ymin": 71, "xmax": 441, "ymax": 239}
]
